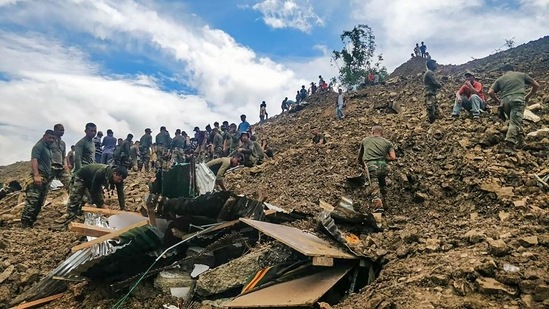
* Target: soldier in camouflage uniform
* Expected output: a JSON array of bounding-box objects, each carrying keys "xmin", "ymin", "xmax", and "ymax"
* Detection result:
[
  {"xmin": 155, "ymin": 126, "xmax": 171, "ymax": 169},
  {"xmin": 358, "ymin": 126, "xmax": 396, "ymax": 212},
  {"xmin": 57, "ymin": 164, "xmax": 128, "ymax": 223},
  {"xmin": 224, "ymin": 123, "xmax": 240, "ymax": 157},
  {"xmin": 171, "ymin": 129, "xmax": 187, "ymax": 164},
  {"xmin": 50, "ymin": 124, "xmax": 70, "ymax": 189},
  {"xmin": 423, "ymin": 59, "xmax": 442, "ymax": 123},
  {"xmin": 139, "ymin": 128, "xmax": 153, "ymax": 172},
  {"xmin": 74, "ymin": 122, "xmax": 97, "ymax": 172},
  {"xmin": 212, "ymin": 128, "xmax": 224, "ymax": 159},
  {"xmin": 20, "ymin": 130, "xmax": 57, "ymax": 228},
  {"xmin": 237, "ymin": 132, "xmax": 258, "ymax": 167}
]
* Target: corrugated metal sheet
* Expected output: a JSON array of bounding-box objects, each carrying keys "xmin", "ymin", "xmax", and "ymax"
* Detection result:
[
  {"xmin": 195, "ymin": 163, "xmax": 216, "ymax": 194},
  {"xmin": 10, "ymin": 215, "xmax": 164, "ymax": 307}
]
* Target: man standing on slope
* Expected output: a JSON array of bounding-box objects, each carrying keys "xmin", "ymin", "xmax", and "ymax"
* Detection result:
[
  {"xmin": 488, "ymin": 64, "xmax": 539, "ymax": 153},
  {"xmin": 423, "ymin": 59, "xmax": 442, "ymax": 123},
  {"xmin": 51, "ymin": 124, "xmax": 70, "ymax": 189},
  {"xmin": 358, "ymin": 126, "xmax": 396, "ymax": 212},
  {"xmin": 336, "ymin": 88, "xmax": 346, "ymax": 119},
  {"xmin": 20, "ymin": 130, "xmax": 57, "ymax": 228},
  {"xmin": 139, "ymin": 128, "xmax": 153, "ymax": 172},
  {"xmin": 74, "ymin": 123, "xmax": 97, "ymax": 172},
  {"xmin": 452, "ymin": 71, "xmax": 486, "ymax": 120}
]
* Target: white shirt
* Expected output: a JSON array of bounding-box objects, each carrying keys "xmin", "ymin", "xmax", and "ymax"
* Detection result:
[{"xmin": 337, "ymin": 94, "xmax": 345, "ymax": 108}]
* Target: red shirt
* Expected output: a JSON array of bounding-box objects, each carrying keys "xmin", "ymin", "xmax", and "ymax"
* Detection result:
[{"xmin": 458, "ymin": 81, "xmax": 485, "ymax": 100}]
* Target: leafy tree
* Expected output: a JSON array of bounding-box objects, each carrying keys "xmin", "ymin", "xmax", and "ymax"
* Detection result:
[{"xmin": 332, "ymin": 24, "xmax": 386, "ymax": 86}]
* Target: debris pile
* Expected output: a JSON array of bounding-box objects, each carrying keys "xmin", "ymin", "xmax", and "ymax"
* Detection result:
[{"xmin": 0, "ymin": 36, "xmax": 548, "ymax": 308}]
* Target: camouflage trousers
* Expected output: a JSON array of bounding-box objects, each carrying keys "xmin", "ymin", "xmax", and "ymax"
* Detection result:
[
  {"xmin": 503, "ymin": 97, "xmax": 525, "ymax": 145},
  {"xmin": 66, "ymin": 175, "xmax": 89, "ymax": 216},
  {"xmin": 424, "ymin": 95, "xmax": 439, "ymax": 122},
  {"xmin": 365, "ymin": 162, "xmax": 388, "ymax": 208},
  {"xmin": 140, "ymin": 148, "xmax": 151, "ymax": 172},
  {"xmin": 51, "ymin": 166, "xmax": 70, "ymax": 190},
  {"xmin": 21, "ymin": 174, "xmax": 51, "ymax": 225},
  {"xmin": 172, "ymin": 147, "xmax": 186, "ymax": 164}
]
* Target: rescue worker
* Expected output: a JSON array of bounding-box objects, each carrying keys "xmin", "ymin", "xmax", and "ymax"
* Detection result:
[{"xmin": 206, "ymin": 154, "xmax": 243, "ymax": 191}]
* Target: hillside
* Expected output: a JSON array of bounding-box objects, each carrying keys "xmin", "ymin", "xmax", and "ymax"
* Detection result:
[{"xmin": 1, "ymin": 37, "xmax": 548, "ymax": 308}]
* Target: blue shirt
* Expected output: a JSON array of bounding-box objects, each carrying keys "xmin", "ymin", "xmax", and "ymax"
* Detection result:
[
  {"xmin": 238, "ymin": 121, "xmax": 250, "ymax": 134},
  {"xmin": 102, "ymin": 135, "xmax": 117, "ymax": 154}
]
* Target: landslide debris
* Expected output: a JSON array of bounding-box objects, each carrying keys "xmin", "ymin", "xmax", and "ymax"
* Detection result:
[{"xmin": 0, "ymin": 36, "xmax": 548, "ymax": 308}]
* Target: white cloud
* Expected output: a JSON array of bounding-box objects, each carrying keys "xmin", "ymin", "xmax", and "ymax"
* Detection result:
[
  {"xmin": 252, "ymin": 0, "xmax": 324, "ymax": 32},
  {"xmin": 350, "ymin": 0, "xmax": 549, "ymax": 71}
]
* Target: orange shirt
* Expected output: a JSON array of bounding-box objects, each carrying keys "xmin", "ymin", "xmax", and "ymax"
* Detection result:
[{"xmin": 458, "ymin": 81, "xmax": 485, "ymax": 100}]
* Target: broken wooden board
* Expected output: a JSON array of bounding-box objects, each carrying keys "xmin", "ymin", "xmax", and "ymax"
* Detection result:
[
  {"xmin": 71, "ymin": 220, "xmax": 149, "ymax": 253},
  {"xmin": 240, "ymin": 219, "xmax": 356, "ymax": 266},
  {"xmin": 319, "ymin": 200, "xmax": 335, "ymax": 212},
  {"xmin": 81, "ymin": 206, "xmax": 144, "ymax": 217},
  {"xmin": 68, "ymin": 222, "xmax": 114, "ymax": 237},
  {"xmin": 12, "ymin": 293, "xmax": 64, "ymax": 309},
  {"xmin": 226, "ymin": 266, "xmax": 352, "ymax": 308}
]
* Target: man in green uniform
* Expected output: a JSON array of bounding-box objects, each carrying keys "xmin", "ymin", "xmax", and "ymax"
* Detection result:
[
  {"xmin": 237, "ymin": 132, "xmax": 258, "ymax": 167},
  {"xmin": 156, "ymin": 126, "xmax": 171, "ymax": 169},
  {"xmin": 224, "ymin": 123, "xmax": 240, "ymax": 157},
  {"xmin": 488, "ymin": 64, "xmax": 540, "ymax": 153},
  {"xmin": 20, "ymin": 130, "xmax": 57, "ymax": 228},
  {"xmin": 358, "ymin": 126, "xmax": 396, "ymax": 212},
  {"xmin": 249, "ymin": 135, "xmax": 265, "ymax": 165},
  {"xmin": 171, "ymin": 129, "xmax": 187, "ymax": 164},
  {"xmin": 50, "ymin": 124, "xmax": 70, "ymax": 189},
  {"xmin": 58, "ymin": 164, "xmax": 128, "ymax": 223},
  {"xmin": 74, "ymin": 122, "xmax": 97, "ymax": 171},
  {"xmin": 119, "ymin": 134, "xmax": 133, "ymax": 169},
  {"xmin": 423, "ymin": 59, "xmax": 442, "ymax": 123},
  {"xmin": 139, "ymin": 128, "xmax": 153, "ymax": 172},
  {"xmin": 206, "ymin": 154, "xmax": 242, "ymax": 191},
  {"xmin": 312, "ymin": 127, "xmax": 327, "ymax": 144},
  {"xmin": 212, "ymin": 128, "xmax": 224, "ymax": 159}
]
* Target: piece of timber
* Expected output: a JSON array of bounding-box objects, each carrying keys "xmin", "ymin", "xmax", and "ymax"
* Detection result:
[
  {"xmin": 312, "ymin": 256, "xmax": 334, "ymax": 267},
  {"xmin": 11, "ymin": 293, "xmax": 64, "ymax": 309},
  {"xmin": 68, "ymin": 222, "xmax": 114, "ymax": 237},
  {"xmin": 81, "ymin": 206, "xmax": 144, "ymax": 217},
  {"xmin": 71, "ymin": 220, "xmax": 149, "ymax": 253},
  {"xmin": 240, "ymin": 218, "xmax": 356, "ymax": 260},
  {"xmin": 227, "ymin": 266, "xmax": 352, "ymax": 308},
  {"xmin": 319, "ymin": 200, "xmax": 335, "ymax": 212}
]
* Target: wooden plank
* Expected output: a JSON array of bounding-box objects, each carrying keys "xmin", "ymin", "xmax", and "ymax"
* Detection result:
[
  {"xmin": 227, "ymin": 266, "xmax": 351, "ymax": 308},
  {"xmin": 240, "ymin": 219, "xmax": 356, "ymax": 260},
  {"xmin": 71, "ymin": 220, "xmax": 149, "ymax": 253},
  {"xmin": 81, "ymin": 206, "xmax": 144, "ymax": 217},
  {"xmin": 68, "ymin": 222, "xmax": 114, "ymax": 237},
  {"xmin": 312, "ymin": 256, "xmax": 334, "ymax": 267},
  {"xmin": 319, "ymin": 200, "xmax": 335, "ymax": 212},
  {"xmin": 12, "ymin": 293, "xmax": 64, "ymax": 309}
]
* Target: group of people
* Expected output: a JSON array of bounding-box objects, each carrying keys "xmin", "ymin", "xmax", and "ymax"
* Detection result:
[
  {"xmin": 281, "ymin": 75, "xmax": 332, "ymax": 112},
  {"xmin": 423, "ymin": 59, "xmax": 540, "ymax": 153},
  {"xmin": 412, "ymin": 42, "xmax": 430, "ymax": 59},
  {"xmin": 19, "ymin": 112, "xmax": 277, "ymax": 228}
]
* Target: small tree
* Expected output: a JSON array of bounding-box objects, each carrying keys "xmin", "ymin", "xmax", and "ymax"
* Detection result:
[{"xmin": 332, "ymin": 24, "xmax": 386, "ymax": 86}]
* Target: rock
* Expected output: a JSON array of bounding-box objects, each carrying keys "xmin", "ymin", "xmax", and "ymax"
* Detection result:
[
  {"xmin": 196, "ymin": 246, "xmax": 292, "ymax": 297},
  {"xmin": 533, "ymin": 284, "xmax": 549, "ymax": 302},
  {"xmin": 389, "ymin": 92, "xmax": 398, "ymax": 97},
  {"xmin": 518, "ymin": 236, "xmax": 538, "ymax": 247},
  {"xmin": 20, "ymin": 269, "xmax": 40, "ymax": 286},
  {"xmin": 413, "ymin": 192, "xmax": 427, "ymax": 203},
  {"xmin": 475, "ymin": 259, "xmax": 497, "ymax": 277},
  {"xmin": 464, "ymin": 229, "xmax": 486, "ymax": 244},
  {"xmin": 499, "ymin": 211, "xmax": 510, "ymax": 221},
  {"xmin": 318, "ymin": 302, "xmax": 332, "ymax": 309},
  {"xmin": 154, "ymin": 270, "xmax": 195, "ymax": 293},
  {"xmin": 0, "ymin": 265, "xmax": 15, "ymax": 284},
  {"xmin": 476, "ymin": 277, "xmax": 517, "ymax": 296},
  {"xmin": 401, "ymin": 230, "xmax": 420, "ymax": 244},
  {"xmin": 396, "ymin": 245, "xmax": 409, "ymax": 258},
  {"xmin": 523, "ymin": 109, "xmax": 541, "ymax": 123},
  {"xmin": 521, "ymin": 294, "xmax": 534, "ymax": 308},
  {"xmin": 429, "ymin": 274, "xmax": 449, "ymax": 286},
  {"xmin": 488, "ymin": 239, "xmax": 509, "ymax": 257}
]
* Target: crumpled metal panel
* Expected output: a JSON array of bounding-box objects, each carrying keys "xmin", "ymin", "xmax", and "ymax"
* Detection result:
[
  {"xmin": 10, "ymin": 214, "xmax": 164, "ymax": 307},
  {"xmin": 195, "ymin": 162, "xmax": 216, "ymax": 194}
]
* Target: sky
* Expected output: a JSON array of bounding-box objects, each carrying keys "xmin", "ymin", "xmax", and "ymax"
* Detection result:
[{"xmin": 0, "ymin": 0, "xmax": 548, "ymax": 166}]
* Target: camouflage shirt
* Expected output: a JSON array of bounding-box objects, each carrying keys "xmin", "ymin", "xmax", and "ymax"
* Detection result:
[{"xmin": 423, "ymin": 69, "xmax": 442, "ymax": 97}]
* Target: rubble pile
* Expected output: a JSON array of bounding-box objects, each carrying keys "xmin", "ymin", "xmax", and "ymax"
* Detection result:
[{"xmin": 0, "ymin": 36, "xmax": 548, "ymax": 308}]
